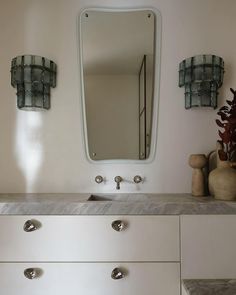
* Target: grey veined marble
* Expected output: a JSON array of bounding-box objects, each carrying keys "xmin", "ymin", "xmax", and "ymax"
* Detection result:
[
  {"xmin": 0, "ymin": 193, "xmax": 236, "ymax": 215},
  {"xmin": 183, "ymin": 279, "xmax": 236, "ymax": 295}
]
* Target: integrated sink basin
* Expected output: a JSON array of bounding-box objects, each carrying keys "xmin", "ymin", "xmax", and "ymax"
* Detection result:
[
  {"xmin": 88, "ymin": 194, "xmax": 151, "ymax": 202},
  {"xmin": 87, "ymin": 194, "xmax": 203, "ymax": 203}
]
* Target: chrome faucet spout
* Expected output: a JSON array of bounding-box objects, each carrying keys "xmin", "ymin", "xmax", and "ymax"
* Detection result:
[{"xmin": 114, "ymin": 176, "xmax": 123, "ymax": 190}]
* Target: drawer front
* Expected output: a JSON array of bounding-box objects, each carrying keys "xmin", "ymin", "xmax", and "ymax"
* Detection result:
[
  {"xmin": 0, "ymin": 215, "xmax": 179, "ymax": 261},
  {"xmin": 0, "ymin": 262, "xmax": 180, "ymax": 295}
]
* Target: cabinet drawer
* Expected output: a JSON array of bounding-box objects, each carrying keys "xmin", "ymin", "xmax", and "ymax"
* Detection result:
[
  {"xmin": 0, "ymin": 216, "xmax": 179, "ymax": 261},
  {"xmin": 0, "ymin": 262, "xmax": 180, "ymax": 295}
]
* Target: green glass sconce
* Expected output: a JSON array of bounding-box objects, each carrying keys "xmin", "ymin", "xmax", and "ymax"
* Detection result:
[
  {"xmin": 11, "ymin": 55, "xmax": 57, "ymax": 110},
  {"xmin": 179, "ymin": 54, "xmax": 224, "ymax": 109}
]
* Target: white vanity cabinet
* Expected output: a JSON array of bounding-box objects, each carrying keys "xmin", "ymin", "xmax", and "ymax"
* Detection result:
[
  {"xmin": 181, "ymin": 215, "xmax": 236, "ymax": 279},
  {"xmin": 0, "ymin": 215, "xmax": 180, "ymax": 295}
]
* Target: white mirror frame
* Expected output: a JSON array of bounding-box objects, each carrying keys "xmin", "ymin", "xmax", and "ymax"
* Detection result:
[{"xmin": 78, "ymin": 7, "xmax": 162, "ymax": 164}]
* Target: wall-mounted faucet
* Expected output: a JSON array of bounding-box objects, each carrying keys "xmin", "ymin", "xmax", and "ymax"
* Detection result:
[
  {"xmin": 95, "ymin": 175, "xmax": 143, "ymax": 189},
  {"xmin": 114, "ymin": 176, "xmax": 123, "ymax": 190}
]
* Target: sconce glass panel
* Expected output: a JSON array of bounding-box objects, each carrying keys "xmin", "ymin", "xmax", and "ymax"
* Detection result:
[
  {"xmin": 11, "ymin": 55, "xmax": 57, "ymax": 111},
  {"xmin": 179, "ymin": 54, "xmax": 224, "ymax": 109}
]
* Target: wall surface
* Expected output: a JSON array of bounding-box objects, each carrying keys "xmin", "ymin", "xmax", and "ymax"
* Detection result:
[{"xmin": 0, "ymin": 0, "xmax": 236, "ymax": 193}]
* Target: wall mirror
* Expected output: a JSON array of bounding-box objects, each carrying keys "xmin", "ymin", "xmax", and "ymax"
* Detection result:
[{"xmin": 79, "ymin": 8, "xmax": 161, "ymax": 162}]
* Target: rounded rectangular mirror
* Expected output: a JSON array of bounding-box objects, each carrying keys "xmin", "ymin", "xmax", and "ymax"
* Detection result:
[{"xmin": 79, "ymin": 8, "xmax": 161, "ymax": 162}]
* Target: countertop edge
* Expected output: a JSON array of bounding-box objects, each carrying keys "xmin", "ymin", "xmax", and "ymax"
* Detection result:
[{"xmin": 0, "ymin": 193, "xmax": 235, "ymax": 215}]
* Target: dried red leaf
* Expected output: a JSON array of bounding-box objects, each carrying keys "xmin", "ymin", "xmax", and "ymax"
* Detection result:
[
  {"xmin": 216, "ymin": 88, "xmax": 236, "ymax": 161},
  {"xmin": 216, "ymin": 119, "xmax": 224, "ymax": 128},
  {"xmin": 217, "ymin": 111, "xmax": 228, "ymax": 121},
  {"xmin": 218, "ymin": 149, "xmax": 228, "ymax": 161},
  {"xmin": 227, "ymin": 100, "xmax": 233, "ymax": 106},
  {"xmin": 219, "ymin": 130, "xmax": 231, "ymax": 143},
  {"xmin": 224, "ymin": 123, "xmax": 231, "ymax": 131},
  {"xmin": 219, "ymin": 106, "xmax": 229, "ymax": 112},
  {"xmin": 230, "ymin": 88, "xmax": 236, "ymax": 95},
  {"xmin": 228, "ymin": 117, "xmax": 236, "ymax": 124},
  {"xmin": 230, "ymin": 109, "xmax": 236, "ymax": 117}
]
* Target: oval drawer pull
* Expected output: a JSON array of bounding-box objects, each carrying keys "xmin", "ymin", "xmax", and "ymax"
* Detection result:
[
  {"xmin": 24, "ymin": 268, "xmax": 42, "ymax": 280},
  {"xmin": 111, "ymin": 220, "xmax": 125, "ymax": 232},
  {"xmin": 23, "ymin": 220, "xmax": 41, "ymax": 232},
  {"xmin": 111, "ymin": 268, "xmax": 126, "ymax": 280}
]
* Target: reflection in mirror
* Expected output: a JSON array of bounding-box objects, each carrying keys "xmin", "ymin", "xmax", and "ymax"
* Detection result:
[{"xmin": 80, "ymin": 9, "xmax": 159, "ymax": 161}]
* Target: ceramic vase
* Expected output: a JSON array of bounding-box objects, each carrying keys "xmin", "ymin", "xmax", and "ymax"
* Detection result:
[
  {"xmin": 189, "ymin": 154, "xmax": 207, "ymax": 196},
  {"xmin": 209, "ymin": 144, "xmax": 236, "ymax": 201}
]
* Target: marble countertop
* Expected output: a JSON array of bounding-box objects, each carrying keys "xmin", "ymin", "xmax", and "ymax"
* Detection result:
[
  {"xmin": 183, "ymin": 279, "xmax": 236, "ymax": 295},
  {"xmin": 0, "ymin": 193, "xmax": 236, "ymax": 215}
]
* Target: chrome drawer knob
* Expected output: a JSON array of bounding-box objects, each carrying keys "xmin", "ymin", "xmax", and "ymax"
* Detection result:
[
  {"xmin": 24, "ymin": 268, "xmax": 39, "ymax": 280},
  {"xmin": 111, "ymin": 268, "xmax": 125, "ymax": 280},
  {"xmin": 111, "ymin": 220, "xmax": 125, "ymax": 232},
  {"xmin": 23, "ymin": 220, "xmax": 40, "ymax": 232}
]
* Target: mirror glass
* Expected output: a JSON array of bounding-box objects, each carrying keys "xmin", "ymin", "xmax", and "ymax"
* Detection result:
[{"xmin": 80, "ymin": 9, "xmax": 160, "ymax": 161}]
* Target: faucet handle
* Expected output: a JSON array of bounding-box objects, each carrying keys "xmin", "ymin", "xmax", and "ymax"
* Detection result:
[
  {"xmin": 114, "ymin": 176, "xmax": 123, "ymax": 190},
  {"xmin": 114, "ymin": 176, "xmax": 122, "ymax": 182},
  {"xmin": 133, "ymin": 175, "xmax": 142, "ymax": 184},
  {"xmin": 95, "ymin": 175, "xmax": 104, "ymax": 184}
]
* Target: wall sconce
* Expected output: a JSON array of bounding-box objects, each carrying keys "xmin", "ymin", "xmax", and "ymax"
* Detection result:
[
  {"xmin": 179, "ymin": 54, "xmax": 224, "ymax": 109},
  {"xmin": 11, "ymin": 55, "xmax": 57, "ymax": 111}
]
